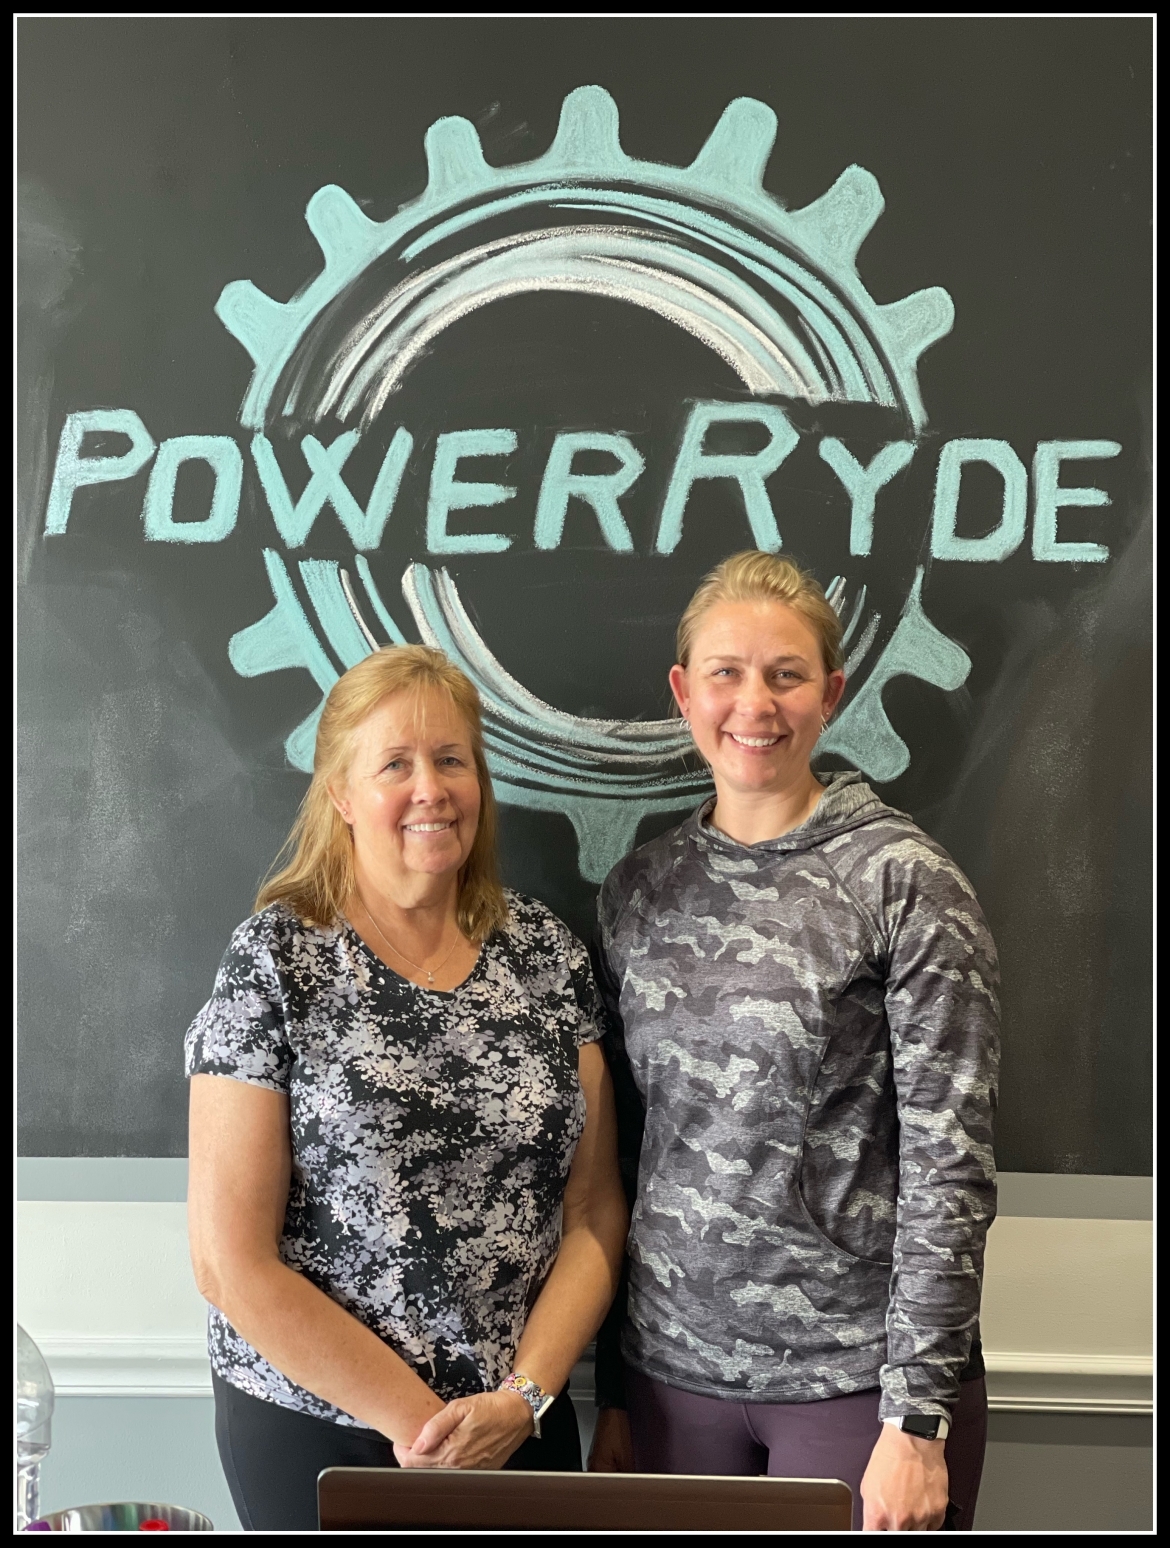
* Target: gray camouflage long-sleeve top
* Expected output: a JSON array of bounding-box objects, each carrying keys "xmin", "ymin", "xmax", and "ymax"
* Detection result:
[{"xmin": 596, "ymin": 771, "xmax": 999, "ymax": 1422}]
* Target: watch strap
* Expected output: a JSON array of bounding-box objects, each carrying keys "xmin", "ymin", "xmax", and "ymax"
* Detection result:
[{"xmin": 498, "ymin": 1372, "xmax": 555, "ymax": 1438}]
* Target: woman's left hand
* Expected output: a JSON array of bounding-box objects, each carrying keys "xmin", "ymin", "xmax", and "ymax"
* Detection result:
[
  {"xmin": 393, "ymin": 1390, "xmax": 534, "ymax": 1470},
  {"xmin": 859, "ymin": 1423, "xmax": 949, "ymax": 1530}
]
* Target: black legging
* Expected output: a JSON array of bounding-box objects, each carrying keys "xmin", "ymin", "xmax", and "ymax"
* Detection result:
[{"xmin": 213, "ymin": 1372, "xmax": 583, "ymax": 1531}]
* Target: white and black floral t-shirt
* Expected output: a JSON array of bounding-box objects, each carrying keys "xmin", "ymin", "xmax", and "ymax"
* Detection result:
[{"xmin": 184, "ymin": 892, "xmax": 603, "ymax": 1427}]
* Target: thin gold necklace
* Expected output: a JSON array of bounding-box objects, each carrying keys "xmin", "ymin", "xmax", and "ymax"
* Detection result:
[{"xmin": 357, "ymin": 895, "xmax": 463, "ymax": 987}]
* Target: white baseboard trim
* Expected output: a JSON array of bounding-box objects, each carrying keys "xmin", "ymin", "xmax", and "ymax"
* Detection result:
[
  {"xmin": 987, "ymin": 1394, "xmax": 1151, "ymax": 1414},
  {"xmin": 983, "ymin": 1352, "xmax": 1151, "ymax": 1377},
  {"xmin": 36, "ymin": 1335, "xmax": 213, "ymax": 1397},
  {"xmin": 984, "ymin": 1352, "xmax": 1152, "ymax": 1415},
  {"xmin": 33, "ymin": 1336, "xmax": 1152, "ymax": 1415}
]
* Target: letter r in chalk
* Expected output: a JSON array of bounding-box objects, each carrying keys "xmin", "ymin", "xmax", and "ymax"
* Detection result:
[
  {"xmin": 655, "ymin": 402, "xmax": 799, "ymax": 556},
  {"xmin": 43, "ymin": 409, "xmax": 156, "ymax": 536}
]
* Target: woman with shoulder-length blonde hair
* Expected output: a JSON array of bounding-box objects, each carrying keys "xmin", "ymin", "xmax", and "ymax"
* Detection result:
[
  {"xmin": 186, "ymin": 645, "xmax": 627, "ymax": 1532},
  {"xmin": 589, "ymin": 552, "xmax": 999, "ymax": 1533}
]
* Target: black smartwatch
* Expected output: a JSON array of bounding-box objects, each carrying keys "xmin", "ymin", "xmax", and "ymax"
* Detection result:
[{"xmin": 892, "ymin": 1413, "xmax": 950, "ymax": 1441}]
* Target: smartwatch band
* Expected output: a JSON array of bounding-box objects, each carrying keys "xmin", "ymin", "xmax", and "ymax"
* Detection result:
[{"xmin": 498, "ymin": 1372, "xmax": 556, "ymax": 1439}]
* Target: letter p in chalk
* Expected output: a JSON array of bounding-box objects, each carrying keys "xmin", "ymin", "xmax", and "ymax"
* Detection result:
[{"xmin": 43, "ymin": 410, "xmax": 156, "ymax": 536}]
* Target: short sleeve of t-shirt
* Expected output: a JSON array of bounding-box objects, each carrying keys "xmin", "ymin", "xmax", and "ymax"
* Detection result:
[
  {"xmin": 184, "ymin": 913, "xmax": 293, "ymax": 1092},
  {"xmin": 561, "ymin": 923, "xmax": 606, "ymax": 1050}
]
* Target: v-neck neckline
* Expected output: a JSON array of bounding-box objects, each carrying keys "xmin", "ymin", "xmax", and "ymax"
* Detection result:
[{"xmin": 341, "ymin": 919, "xmax": 486, "ymax": 998}]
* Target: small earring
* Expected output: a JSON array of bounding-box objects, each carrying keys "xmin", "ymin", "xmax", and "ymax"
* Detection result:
[{"xmin": 820, "ymin": 716, "xmax": 830, "ymax": 733}]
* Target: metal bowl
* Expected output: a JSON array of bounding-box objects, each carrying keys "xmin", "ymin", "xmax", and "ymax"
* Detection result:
[{"xmin": 28, "ymin": 1502, "xmax": 214, "ymax": 1532}]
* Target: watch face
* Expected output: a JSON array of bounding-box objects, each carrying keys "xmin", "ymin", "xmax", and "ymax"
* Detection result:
[{"xmin": 901, "ymin": 1415, "xmax": 941, "ymax": 1440}]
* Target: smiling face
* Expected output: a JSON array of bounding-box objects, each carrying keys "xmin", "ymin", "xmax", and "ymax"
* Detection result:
[
  {"xmin": 329, "ymin": 688, "xmax": 482, "ymax": 896},
  {"xmin": 669, "ymin": 600, "xmax": 846, "ymax": 799}
]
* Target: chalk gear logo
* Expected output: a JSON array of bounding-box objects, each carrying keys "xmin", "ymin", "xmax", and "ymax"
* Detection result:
[{"xmin": 218, "ymin": 86, "xmax": 970, "ymax": 881}]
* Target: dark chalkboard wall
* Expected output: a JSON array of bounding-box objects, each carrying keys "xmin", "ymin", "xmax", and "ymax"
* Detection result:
[{"xmin": 18, "ymin": 18, "xmax": 1151, "ymax": 1170}]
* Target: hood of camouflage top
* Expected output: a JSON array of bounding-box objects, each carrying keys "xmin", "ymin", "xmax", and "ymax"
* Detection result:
[{"xmin": 688, "ymin": 769, "xmax": 898, "ymax": 855}]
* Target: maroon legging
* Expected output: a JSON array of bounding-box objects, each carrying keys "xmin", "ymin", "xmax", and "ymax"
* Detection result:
[{"xmin": 626, "ymin": 1366, "xmax": 987, "ymax": 1532}]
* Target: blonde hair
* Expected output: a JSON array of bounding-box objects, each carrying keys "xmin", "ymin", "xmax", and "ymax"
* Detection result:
[
  {"xmin": 256, "ymin": 645, "xmax": 508, "ymax": 943},
  {"xmin": 676, "ymin": 551, "xmax": 844, "ymax": 674}
]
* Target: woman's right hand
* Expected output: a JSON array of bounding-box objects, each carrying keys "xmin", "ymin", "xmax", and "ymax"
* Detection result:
[
  {"xmin": 394, "ymin": 1390, "xmax": 534, "ymax": 1471},
  {"xmin": 587, "ymin": 1406, "xmax": 635, "ymax": 1472}
]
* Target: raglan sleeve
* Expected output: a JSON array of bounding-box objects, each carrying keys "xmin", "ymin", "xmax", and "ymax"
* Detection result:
[
  {"xmin": 589, "ymin": 870, "xmax": 645, "ymax": 1411},
  {"xmin": 879, "ymin": 842, "xmax": 1001, "ymax": 1424}
]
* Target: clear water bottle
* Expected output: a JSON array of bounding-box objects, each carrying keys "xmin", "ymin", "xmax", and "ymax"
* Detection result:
[{"xmin": 17, "ymin": 1325, "xmax": 55, "ymax": 1531}]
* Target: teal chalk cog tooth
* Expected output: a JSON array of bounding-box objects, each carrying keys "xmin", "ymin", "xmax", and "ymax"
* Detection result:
[
  {"xmin": 215, "ymin": 85, "xmax": 954, "ymax": 433},
  {"xmin": 228, "ymin": 550, "xmax": 340, "ymax": 770},
  {"xmin": 221, "ymin": 86, "xmax": 969, "ymax": 881},
  {"xmin": 819, "ymin": 569, "xmax": 971, "ymax": 783}
]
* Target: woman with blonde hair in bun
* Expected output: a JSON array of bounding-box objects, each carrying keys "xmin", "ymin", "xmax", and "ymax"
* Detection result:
[
  {"xmin": 590, "ymin": 552, "xmax": 999, "ymax": 1532},
  {"xmin": 186, "ymin": 645, "xmax": 627, "ymax": 1531}
]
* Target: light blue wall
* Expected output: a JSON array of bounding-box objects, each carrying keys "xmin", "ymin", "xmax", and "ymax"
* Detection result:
[
  {"xmin": 38, "ymin": 1396, "xmax": 240, "ymax": 1531},
  {"xmin": 977, "ymin": 1413, "xmax": 1152, "ymax": 1532}
]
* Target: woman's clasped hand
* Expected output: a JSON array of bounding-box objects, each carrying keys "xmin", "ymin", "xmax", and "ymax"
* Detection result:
[{"xmin": 394, "ymin": 1390, "xmax": 536, "ymax": 1471}]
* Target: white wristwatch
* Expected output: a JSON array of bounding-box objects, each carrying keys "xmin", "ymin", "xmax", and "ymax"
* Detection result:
[
  {"xmin": 889, "ymin": 1413, "xmax": 950, "ymax": 1442},
  {"xmin": 498, "ymin": 1372, "xmax": 556, "ymax": 1439}
]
